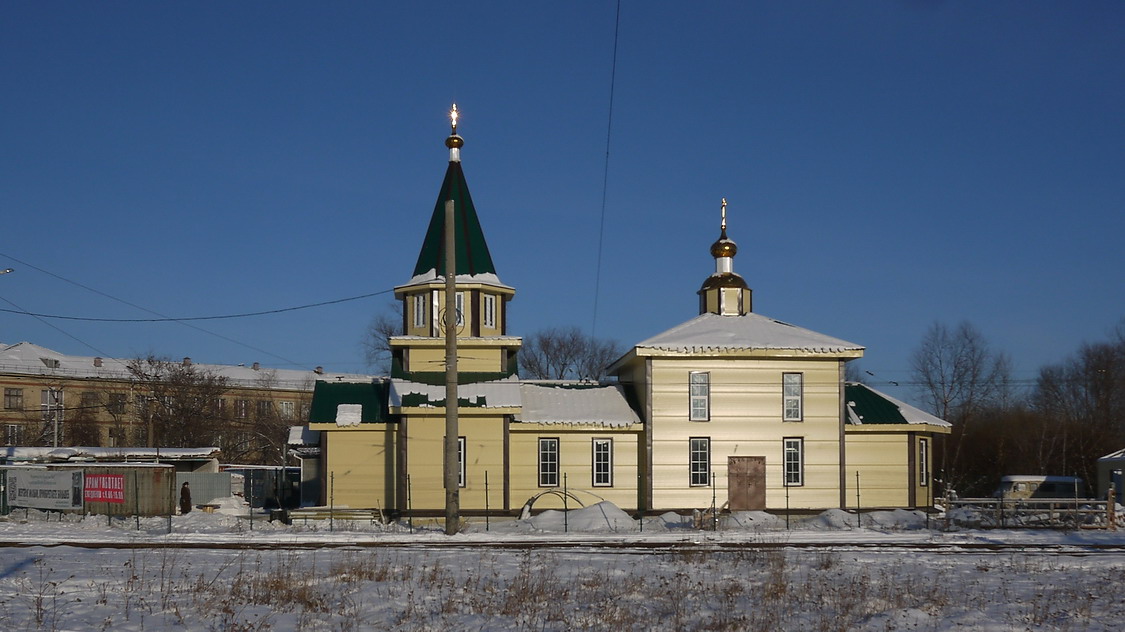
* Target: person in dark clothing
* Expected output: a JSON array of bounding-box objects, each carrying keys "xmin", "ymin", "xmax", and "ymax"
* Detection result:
[{"xmin": 180, "ymin": 482, "xmax": 192, "ymax": 514}]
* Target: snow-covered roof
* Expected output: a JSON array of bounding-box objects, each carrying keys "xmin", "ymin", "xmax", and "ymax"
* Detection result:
[
  {"xmin": 516, "ymin": 383, "xmax": 641, "ymax": 427},
  {"xmin": 396, "ymin": 270, "xmax": 513, "ymax": 291},
  {"xmin": 630, "ymin": 313, "xmax": 864, "ymax": 356},
  {"xmin": 287, "ymin": 426, "xmax": 320, "ymax": 446},
  {"xmin": 390, "ymin": 376, "xmax": 522, "ymax": 408},
  {"xmin": 0, "ymin": 342, "xmax": 370, "ymax": 390},
  {"xmin": 1099, "ymin": 448, "xmax": 1125, "ymax": 461},
  {"xmin": 0, "ymin": 446, "xmax": 221, "ymax": 463},
  {"xmin": 845, "ymin": 383, "xmax": 951, "ymax": 427}
]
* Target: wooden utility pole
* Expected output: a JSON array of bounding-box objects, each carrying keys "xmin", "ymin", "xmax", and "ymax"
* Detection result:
[{"xmin": 443, "ymin": 197, "xmax": 460, "ymax": 535}]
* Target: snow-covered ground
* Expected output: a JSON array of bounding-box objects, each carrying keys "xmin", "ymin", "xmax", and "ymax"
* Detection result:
[{"xmin": 2, "ymin": 500, "xmax": 1124, "ymax": 631}]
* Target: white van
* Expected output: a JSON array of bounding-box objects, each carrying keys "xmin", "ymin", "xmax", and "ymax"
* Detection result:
[{"xmin": 992, "ymin": 475, "xmax": 1085, "ymax": 499}]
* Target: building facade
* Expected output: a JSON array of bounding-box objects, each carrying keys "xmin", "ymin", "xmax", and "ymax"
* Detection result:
[
  {"xmin": 0, "ymin": 343, "xmax": 364, "ymax": 464},
  {"xmin": 305, "ymin": 116, "xmax": 950, "ymax": 516}
]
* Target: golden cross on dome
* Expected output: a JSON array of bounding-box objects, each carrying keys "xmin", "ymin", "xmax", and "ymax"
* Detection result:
[
  {"xmin": 720, "ymin": 198, "xmax": 727, "ymax": 231},
  {"xmin": 449, "ymin": 103, "xmax": 460, "ymax": 133}
]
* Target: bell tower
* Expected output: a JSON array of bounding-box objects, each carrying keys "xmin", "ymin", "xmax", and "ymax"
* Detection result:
[
  {"xmin": 391, "ymin": 105, "xmax": 520, "ymax": 378},
  {"xmin": 698, "ymin": 198, "xmax": 752, "ymax": 316}
]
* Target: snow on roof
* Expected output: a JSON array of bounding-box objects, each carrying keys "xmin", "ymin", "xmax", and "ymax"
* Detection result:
[
  {"xmin": 390, "ymin": 376, "xmax": 522, "ymax": 408},
  {"xmin": 0, "ymin": 341, "xmax": 370, "ymax": 389},
  {"xmin": 633, "ymin": 313, "xmax": 864, "ymax": 355},
  {"xmin": 1, "ymin": 446, "xmax": 221, "ymax": 463},
  {"xmin": 396, "ymin": 270, "xmax": 513, "ymax": 291},
  {"xmin": 845, "ymin": 382, "xmax": 951, "ymax": 427},
  {"xmin": 516, "ymin": 383, "xmax": 641, "ymax": 427},
  {"xmin": 287, "ymin": 426, "xmax": 320, "ymax": 446},
  {"xmin": 1099, "ymin": 448, "xmax": 1125, "ymax": 461}
]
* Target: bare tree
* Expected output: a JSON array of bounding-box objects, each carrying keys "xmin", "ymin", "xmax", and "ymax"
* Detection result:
[
  {"xmin": 910, "ymin": 321, "xmax": 1012, "ymax": 493},
  {"xmin": 361, "ymin": 302, "xmax": 403, "ymax": 373},
  {"xmin": 127, "ymin": 356, "xmax": 230, "ymax": 449},
  {"xmin": 520, "ymin": 327, "xmax": 623, "ymax": 381}
]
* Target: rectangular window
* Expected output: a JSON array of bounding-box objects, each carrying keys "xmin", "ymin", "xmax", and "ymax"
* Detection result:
[
  {"xmin": 689, "ymin": 372, "xmax": 710, "ymax": 421},
  {"xmin": 107, "ymin": 393, "xmax": 127, "ymax": 415},
  {"xmin": 279, "ymin": 401, "xmax": 295, "ymax": 419},
  {"xmin": 592, "ymin": 439, "xmax": 613, "ymax": 487},
  {"xmin": 235, "ymin": 399, "xmax": 250, "ymax": 419},
  {"xmin": 41, "ymin": 389, "xmax": 63, "ymax": 422},
  {"xmin": 413, "ymin": 294, "xmax": 426, "ymax": 329},
  {"xmin": 81, "ymin": 391, "xmax": 99, "ymax": 412},
  {"xmin": 919, "ymin": 438, "xmax": 929, "ymax": 487},
  {"xmin": 256, "ymin": 400, "xmax": 273, "ymax": 418},
  {"xmin": 783, "ymin": 373, "xmax": 803, "ymax": 421},
  {"xmin": 483, "ymin": 294, "xmax": 496, "ymax": 329},
  {"xmin": 538, "ymin": 438, "xmax": 559, "ymax": 487},
  {"xmin": 455, "ymin": 292, "xmax": 465, "ymax": 327},
  {"xmin": 458, "ymin": 436, "xmax": 466, "ymax": 488},
  {"xmin": 5, "ymin": 424, "xmax": 21, "ymax": 446},
  {"xmin": 690, "ymin": 437, "xmax": 711, "ymax": 486},
  {"xmin": 4, "ymin": 388, "xmax": 23, "ymax": 411},
  {"xmin": 784, "ymin": 437, "xmax": 804, "ymax": 486}
]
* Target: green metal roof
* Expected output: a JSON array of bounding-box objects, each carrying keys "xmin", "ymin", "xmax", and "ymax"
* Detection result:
[
  {"xmin": 308, "ymin": 381, "xmax": 391, "ymax": 424},
  {"xmin": 411, "ymin": 161, "xmax": 497, "ymax": 278},
  {"xmin": 845, "ymin": 383, "xmax": 908, "ymax": 424}
]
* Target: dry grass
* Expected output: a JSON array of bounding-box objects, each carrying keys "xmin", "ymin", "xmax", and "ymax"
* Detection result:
[{"xmin": 2, "ymin": 547, "xmax": 1123, "ymax": 631}]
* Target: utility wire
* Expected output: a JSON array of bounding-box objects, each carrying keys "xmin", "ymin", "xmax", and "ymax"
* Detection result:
[
  {"xmin": 0, "ymin": 250, "xmax": 380, "ymax": 369},
  {"xmin": 0, "ymin": 289, "xmax": 394, "ymax": 322},
  {"xmin": 590, "ymin": 0, "xmax": 621, "ymax": 339}
]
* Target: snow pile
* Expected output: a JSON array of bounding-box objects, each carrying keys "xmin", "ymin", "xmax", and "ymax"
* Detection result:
[
  {"xmin": 726, "ymin": 510, "xmax": 788, "ymax": 530},
  {"xmin": 526, "ymin": 501, "xmax": 637, "ymax": 533}
]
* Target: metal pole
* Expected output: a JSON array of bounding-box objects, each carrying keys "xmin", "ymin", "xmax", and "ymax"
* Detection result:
[
  {"xmin": 443, "ymin": 197, "xmax": 460, "ymax": 536},
  {"xmin": 329, "ymin": 471, "xmax": 334, "ymax": 533},
  {"xmin": 134, "ymin": 471, "xmax": 140, "ymax": 531},
  {"xmin": 855, "ymin": 471, "xmax": 861, "ymax": 528},
  {"xmin": 711, "ymin": 472, "xmax": 717, "ymax": 531},
  {"xmin": 407, "ymin": 474, "xmax": 413, "ymax": 534},
  {"xmin": 563, "ymin": 473, "xmax": 569, "ymax": 533},
  {"xmin": 785, "ymin": 481, "xmax": 791, "ymax": 530},
  {"xmin": 485, "ymin": 470, "xmax": 490, "ymax": 532},
  {"xmin": 249, "ymin": 471, "xmax": 254, "ymax": 531}
]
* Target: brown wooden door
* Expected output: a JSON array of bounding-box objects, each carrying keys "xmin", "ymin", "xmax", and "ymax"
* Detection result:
[{"xmin": 728, "ymin": 456, "xmax": 766, "ymax": 511}]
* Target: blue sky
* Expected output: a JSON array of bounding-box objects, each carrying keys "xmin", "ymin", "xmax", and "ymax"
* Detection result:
[{"xmin": 2, "ymin": 2, "xmax": 1123, "ymax": 403}]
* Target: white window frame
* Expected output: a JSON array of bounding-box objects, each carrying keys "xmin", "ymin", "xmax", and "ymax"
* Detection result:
[
  {"xmin": 538, "ymin": 438, "xmax": 559, "ymax": 487},
  {"xmin": 483, "ymin": 294, "xmax": 496, "ymax": 329},
  {"xmin": 919, "ymin": 438, "xmax": 929, "ymax": 487},
  {"xmin": 458, "ymin": 436, "xmax": 466, "ymax": 488},
  {"xmin": 689, "ymin": 437, "xmax": 710, "ymax": 486},
  {"xmin": 783, "ymin": 373, "xmax": 803, "ymax": 421},
  {"xmin": 784, "ymin": 437, "xmax": 804, "ymax": 486},
  {"xmin": 689, "ymin": 372, "xmax": 710, "ymax": 421},
  {"xmin": 5, "ymin": 424, "xmax": 20, "ymax": 446},
  {"xmin": 413, "ymin": 294, "xmax": 426, "ymax": 329},
  {"xmin": 41, "ymin": 388, "xmax": 63, "ymax": 423},
  {"xmin": 279, "ymin": 401, "xmax": 295, "ymax": 419},
  {"xmin": 592, "ymin": 438, "xmax": 613, "ymax": 487}
]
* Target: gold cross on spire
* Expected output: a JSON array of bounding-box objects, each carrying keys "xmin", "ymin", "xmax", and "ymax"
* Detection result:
[
  {"xmin": 720, "ymin": 198, "xmax": 727, "ymax": 231},
  {"xmin": 449, "ymin": 103, "xmax": 460, "ymax": 134}
]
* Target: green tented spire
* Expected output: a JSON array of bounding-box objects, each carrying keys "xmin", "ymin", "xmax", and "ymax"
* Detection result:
[{"xmin": 411, "ymin": 160, "xmax": 498, "ymax": 279}]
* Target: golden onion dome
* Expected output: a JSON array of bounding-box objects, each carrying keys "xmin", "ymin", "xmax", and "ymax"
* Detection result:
[
  {"xmin": 700, "ymin": 272, "xmax": 748, "ymax": 291},
  {"xmin": 710, "ymin": 228, "xmax": 738, "ymax": 258},
  {"xmin": 445, "ymin": 134, "xmax": 464, "ymax": 149}
]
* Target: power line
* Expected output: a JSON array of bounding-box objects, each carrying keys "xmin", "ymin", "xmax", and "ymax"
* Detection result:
[
  {"xmin": 0, "ymin": 289, "xmax": 394, "ymax": 322},
  {"xmin": 590, "ymin": 0, "xmax": 622, "ymax": 340}
]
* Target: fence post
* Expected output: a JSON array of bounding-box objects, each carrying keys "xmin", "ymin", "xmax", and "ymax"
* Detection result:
[
  {"xmin": 1108, "ymin": 484, "xmax": 1117, "ymax": 531},
  {"xmin": 484, "ymin": 470, "xmax": 490, "ymax": 532},
  {"xmin": 134, "ymin": 471, "xmax": 140, "ymax": 531},
  {"xmin": 563, "ymin": 473, "xmax": 569, "ymax": 534},
  {"xmin": 785, "ymin": 481, "xmax": 791, "ymax": 530},
  {"xmin": 406, "ymin": 474, "xmax": 413, "ymax": 534},
  {"xmin": 329, "ymin": 471, "xmax": 335, "ymax": 533},
  {"xmin": 249, "ymin": 471, "xmax": 254, "ymax": 532},
  {"xmin": 711, "ymin": 472, "xmax": 718, "ymax": 531},
  {"xmin": 855, "ymin": 471, "xmax": 861, "ymax": 528}
]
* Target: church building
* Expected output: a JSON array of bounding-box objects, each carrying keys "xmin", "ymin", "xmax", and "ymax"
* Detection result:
[{"xmin": 304, "ymin": 111, "xmax": 950, "ymax": 517}]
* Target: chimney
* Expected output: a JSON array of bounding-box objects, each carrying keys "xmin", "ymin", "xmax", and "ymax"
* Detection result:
[
  {"xmin": 182, "ymin": 357, "xmax": 192, "ymax": 367},
  {"xmin": 93, "ymin": 357, "xmax": 103, "ymax": 368},
  {"xmin": 252, "ymin": 362, "xmax": 260, "ymax": 371},
  {"xmin": 314, "ymin": 366, "xmax": 324, "ymax": 375}
]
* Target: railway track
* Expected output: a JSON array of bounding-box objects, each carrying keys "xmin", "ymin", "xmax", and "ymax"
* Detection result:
[{"xmin": 2, "ymin": 537, "xmax": 1124, "ymax": 555}]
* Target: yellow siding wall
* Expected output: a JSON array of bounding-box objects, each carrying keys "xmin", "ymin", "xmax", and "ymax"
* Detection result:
[
  {"xmin": 403, "ymin": 414, "xmax": 507, "ymax": 510},
  {"xmin": 647, "ymin": 357, "xmax": 843, "ymax": 510},
  {"xmin": 404, "ymin": 346, "xmax": 506, "ymax": 373},
  {"xmin": 509, "ymin": 426, "xmax": 641, "ymax": 511},
  {"xmin": 844, "ymin": 432, "xmax": 909, "ymax": 508},
  {"xmin": 402, "ymin": 288, "xmax": 508, "ymax": 339},
  {"xmin": 322, "ymin": 425, "xmax": 397, "ymax": 509}
]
